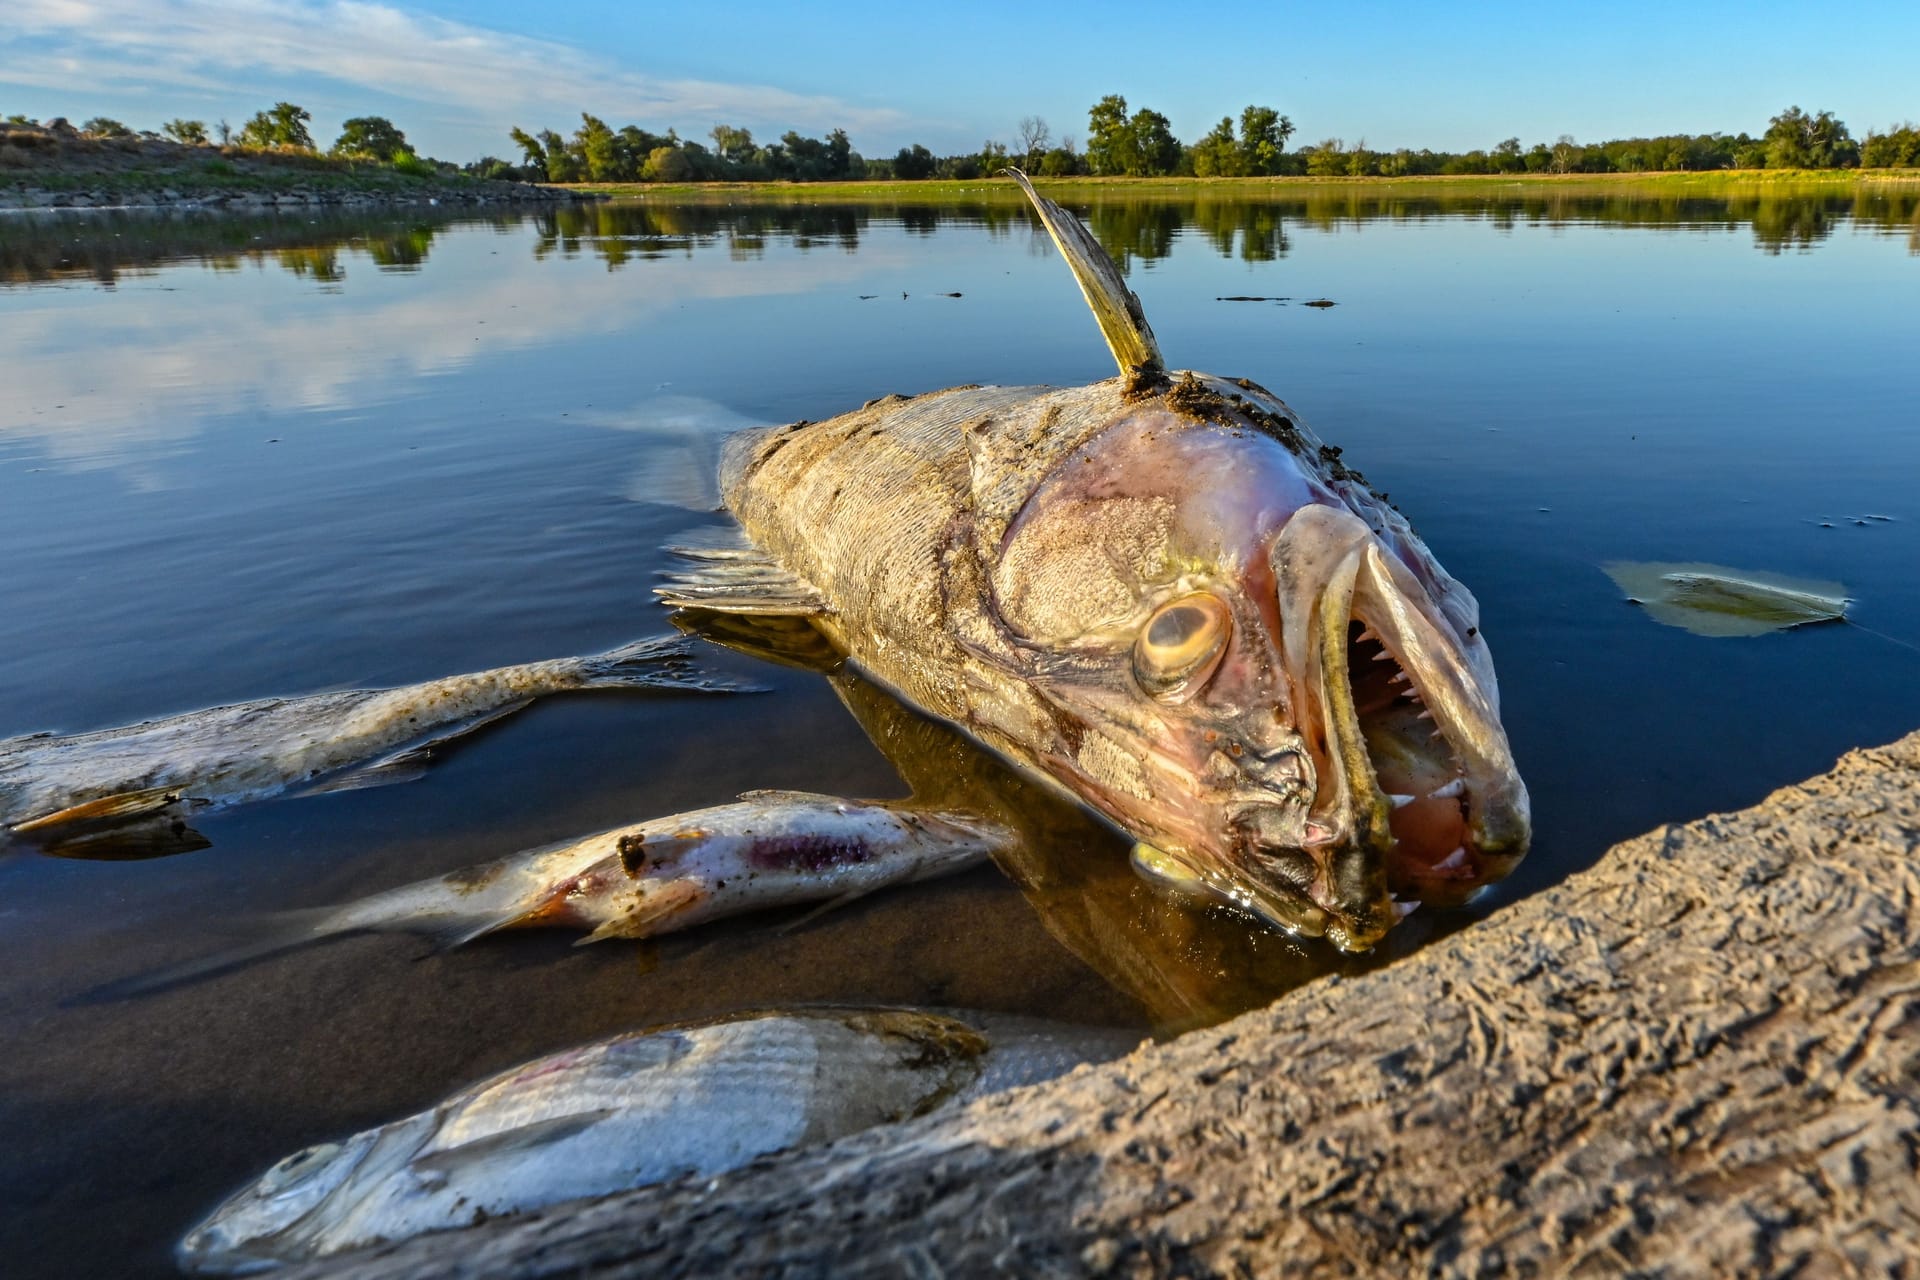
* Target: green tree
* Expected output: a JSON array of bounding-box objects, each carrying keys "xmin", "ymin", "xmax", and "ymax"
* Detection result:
[
  {"xmin": 1086, "ymin": 94, "xmax": 1132, "ymax": 175},
  {"xmin": 642, "ymin": 145, "xmax": 692, "ymax": 182},
  {"xmin": 1764, "ymin": 105, "xmax": 1856, "ymax": 169},
  {"xmin": 574, "ymin": 113, "xmax": 625, "ymax": 180},
  {"xmin": 1304, "ymin": 138, "xmax": 1348, "ymax": 177},
  {"xmin": 710, "ymin": 124, "xmax": 754, "ymax": 164},
  {"xmin": 1237, "ymin": 105, "xmax": 1294, "ymax": 175},
  {"xmin": 1038, "ymin": 146, "xmax": 1079, "ymax": 177},
  {"xmin": 509, "ymin": 126, "xmax": 548, "ymax": 170},
  {"xmin": 1492, "ymin": 136, "xmax": 1524, "ymax": 173},
  {"xmin": 162, "ymin": 119, "xmax": 208, "ymax": 145},
  {"xmin": 81, "ymin": 117, "xmax": 131, "ymax": 138},
  {"xmin": 238, "ymin": 103, "xmax": 313, "ymax": 150},
  {"xmin": 331, "ymin": 116, "xmax": 412, "ymax": 161},
  {"xmin": 893, "ymin": 143, "xmax": 935, "ymax": 179},
  {"xmin": 1190, "ymin": 117, "xmax": 1240, "ymax": 177},
  {"xmin": 1860, "ymin": 124, "xmax": 1920, "ymax": 168},
  {"xmin": 1122, "ymin": 107, "xmax": 1179, "ymax": 175}
]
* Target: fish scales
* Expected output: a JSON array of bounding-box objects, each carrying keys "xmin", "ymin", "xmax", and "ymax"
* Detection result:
[{"xmin": 722, "ymin": 382, "xmax": 1136, "ymax": 750}]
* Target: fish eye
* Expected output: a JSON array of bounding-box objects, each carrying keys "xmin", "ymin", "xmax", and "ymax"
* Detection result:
[
  {"xmin": 260, "ymin": 1143, "xmax": 340, "ymax": 1194},
  {"xmin": 1134, "ymin": 594, "xmax": 1231, "ymax": 696}
]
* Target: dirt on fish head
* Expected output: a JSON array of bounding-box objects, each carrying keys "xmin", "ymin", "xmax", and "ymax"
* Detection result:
[{"xmin": 969, "ymin": 373, "xmax": 1530, "ymax": 952}]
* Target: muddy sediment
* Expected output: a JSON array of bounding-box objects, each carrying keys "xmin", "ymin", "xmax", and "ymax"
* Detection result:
[{"xmin": 297, "ymin": 726, "xmax": 1920, "ymax": 1278}]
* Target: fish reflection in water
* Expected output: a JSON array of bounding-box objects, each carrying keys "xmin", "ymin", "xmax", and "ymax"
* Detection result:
[{"xmin": 178, "ymin": 1006, "xmax": 1139, "ymax": 1274}]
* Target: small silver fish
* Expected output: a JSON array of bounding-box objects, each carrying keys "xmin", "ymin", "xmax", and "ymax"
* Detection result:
[
  {"xmin": 268, "ymin": 789, "xmax": 1006, "ymax": 949},
  {"xmin": 1, "ymin": 636, "xmax": 737, "ymax": 856},
  {"xmin": 176, "ymin": 1008, "xmax": 1137, "ymax": 1274}
]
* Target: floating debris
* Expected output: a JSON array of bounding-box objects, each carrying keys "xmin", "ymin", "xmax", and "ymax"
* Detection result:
[
  {"xmin": 1303, "ymin": 298, "xmax": 1338, "ymax": 308},
  {"xmin": 1602, "ymin": 561, "xmax": 1850, "ymax": 637}
]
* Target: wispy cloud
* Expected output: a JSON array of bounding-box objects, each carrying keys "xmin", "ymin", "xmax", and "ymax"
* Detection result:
[{"xmin": 5, "ymin": 0, "xmax": 904, "ymax": 143}]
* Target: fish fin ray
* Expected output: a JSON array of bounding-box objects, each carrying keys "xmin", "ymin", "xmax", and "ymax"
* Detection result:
[
  {"xmin": 655, "ymin": 540, "xmax": 829, "ymax": 618},
  {"xmin": 1006, "ymin": 168, "xmax": 1164, "ymax": 380},
  {"xmin": 577, "ymin": 634, "xmax": 765, "ymax": 692},
  {"xmin": 575, "ymin": 879, "xmax": 707, "ymax": 945},
  {"xmin": 411, "ymin": 1111, "xmax": 617, "ymax": 1172}
]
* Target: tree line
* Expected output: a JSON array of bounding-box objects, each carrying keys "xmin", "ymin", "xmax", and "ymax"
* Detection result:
[{"xmin": 13, "ymin": 98, "xmax": 1918, "ymax": 183}]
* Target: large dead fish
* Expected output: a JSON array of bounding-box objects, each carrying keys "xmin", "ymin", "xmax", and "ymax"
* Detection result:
[
  {"xmin": 1, "ymin": 636, "xmax": 737, "ymax": 857},
  {"xmin": 177, "ymin": 1007, "xmax": 1138, "ymax": 1274},
  {"xmin": 659, "ymin": 174, "xmax": 1530, "ymax": 951}
]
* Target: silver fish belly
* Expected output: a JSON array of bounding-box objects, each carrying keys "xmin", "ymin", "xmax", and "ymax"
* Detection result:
[
  {"xmin": 176, "ymin": 1008, "xmax": 1134, "ymax": 1273},
  {"xmin": 0, "ymin": 635, "xmax": 726, "ymax": 852}
]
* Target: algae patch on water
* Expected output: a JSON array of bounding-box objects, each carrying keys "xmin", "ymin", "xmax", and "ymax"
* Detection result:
[{"xmin": 1603, "ymin": 562, "xmax": 1850, "ymax": 638}]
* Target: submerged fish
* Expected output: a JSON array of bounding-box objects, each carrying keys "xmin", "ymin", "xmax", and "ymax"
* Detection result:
[
  {"xmin": 1603, "ymin": 560, "xmax": 1850, "ymax": 638},
  {"xmin": 177, "ymin": 1007, "xmax": 1137, "ymax": 1273},
  {"xmin": 1, "ymin": 636, "xmax": 737, "ymax": 857},
  {"xmin": 658, "ymin": 174, "xmax": 1530, "ymax": 951}
]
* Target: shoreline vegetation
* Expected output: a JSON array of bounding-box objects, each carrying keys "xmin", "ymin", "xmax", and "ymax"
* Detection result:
[
  {"xmin": 570, "ymin": 169, "xmax": 1920, "ymax": 201},
  {"xmin": 5, "ymin": 96, "xmax": 1917, "ymax": 211},
  {"xmin": 0, "ymin": 118, "xmax": 581, "ymax": 211}
]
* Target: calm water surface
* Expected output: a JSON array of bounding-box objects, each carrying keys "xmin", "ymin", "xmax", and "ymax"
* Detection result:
[{"xmin": 3, "ymin": 189, "xmax": 1917, "ymax": 1276}]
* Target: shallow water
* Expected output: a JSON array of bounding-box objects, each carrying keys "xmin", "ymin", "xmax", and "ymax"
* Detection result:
[{"xmin": 2, "ymin": 188, "xmax": 1917, "ymax": 1276}]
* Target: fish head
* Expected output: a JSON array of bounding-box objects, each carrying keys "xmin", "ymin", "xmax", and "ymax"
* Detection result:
[
  {"xmin": 979, "ymin": 374, "xmax": 1529, "ymax": 952},
  {"xmin": 175, "ymin": 1117, "xmax": 419, "ymax": 1274}
]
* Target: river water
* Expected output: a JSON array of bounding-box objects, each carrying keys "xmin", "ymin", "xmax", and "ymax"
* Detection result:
[{"xmin": 2, "ymin": 187, "xmax": 1917, "ymax": 1276}]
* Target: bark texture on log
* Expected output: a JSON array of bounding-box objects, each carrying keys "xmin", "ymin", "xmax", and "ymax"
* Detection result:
[{"xmin": 303, "ymin": 731, "xmax": 1920, "ymax": 1279}]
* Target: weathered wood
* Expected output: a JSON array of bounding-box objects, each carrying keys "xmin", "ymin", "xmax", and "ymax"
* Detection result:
[{"xmin": 301, "ymin": 730, "xmax": 1920, "ymax": 1279}]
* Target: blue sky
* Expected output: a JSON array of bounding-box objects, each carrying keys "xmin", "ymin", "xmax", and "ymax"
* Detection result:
[{"xmin": 5, "ymin": 1, "xmax": 1916, "ymax": 162}]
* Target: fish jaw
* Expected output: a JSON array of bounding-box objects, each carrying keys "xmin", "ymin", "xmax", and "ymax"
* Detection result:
[
  {"xmin": 1263, "ymin": 503, "xmax": 1530, "ymax": 942},
  {"xmin": 972, "ymin": 377, "xmax": 1528, "ymax": 951}
]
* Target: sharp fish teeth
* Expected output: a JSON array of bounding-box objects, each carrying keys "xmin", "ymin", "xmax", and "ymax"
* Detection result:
[
  {"xmin": 1387, "ymin": 793, "xmax": 1417, "ymax": 810},
  {"xmin": 1428, "ymin": 778, "xmax": 1465, "ymax": 800},
  {"xmin": 1355, "ymin": 625, "xmax": 1380, "ymax": 643},
  {"xmin": 1371, "ymin": 650, "xmax": 1396, "ymax": 663},
  {"xmin": 1415, "ymin": 709, "xmax": 1435, "ymax": 721},
  {"xmin": 1433, "ymin": 846, "xmax": 1471, "ymax": 872},
  {"xmin": 1388, "ymin": 671, "xmax": 1410, "ymax": 684}
]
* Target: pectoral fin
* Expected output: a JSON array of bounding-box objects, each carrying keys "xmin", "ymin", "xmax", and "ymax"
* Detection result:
[
  {"xmin": 655, "ymin": 529, "xmax": 828, "ymax": 617},
  {"xmin": 11, "ymin": 784, "xmax": 184, "ymax": 835},
  {"xmin": 1006, "ymin": 168, "xmax": 1164, "ymax": 382}
]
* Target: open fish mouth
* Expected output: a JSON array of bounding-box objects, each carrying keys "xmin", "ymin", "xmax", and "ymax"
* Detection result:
[{"xmin": 1247, "ymin": 504, "xmax": 1530, "ymax": 950}]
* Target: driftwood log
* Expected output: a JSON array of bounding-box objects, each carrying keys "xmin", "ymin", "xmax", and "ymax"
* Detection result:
[{"xmin": 304, "ymin": 730, "xmax": 1920, "ymax": 1279}]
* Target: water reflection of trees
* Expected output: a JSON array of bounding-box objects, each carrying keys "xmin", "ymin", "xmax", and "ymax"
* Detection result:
[
  {"xmin": 0, "ymin": 207, "xmax": 504, "ymax": 285},
  {"xmin": 3, "ymin": 188, "xmax": 1915, "ymax": 287}
]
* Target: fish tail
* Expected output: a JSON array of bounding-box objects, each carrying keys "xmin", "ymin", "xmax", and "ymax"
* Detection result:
[{"xmin": 574, "ymin": 635, "xmax": 764, "ymax": 693}]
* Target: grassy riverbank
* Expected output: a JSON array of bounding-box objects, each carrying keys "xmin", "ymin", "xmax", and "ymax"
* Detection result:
[
  {"xmin": 570, "ymin": 169, "xmax": 1920, "ymax": 202},
  {"xmin": 0, "ymin": 121, "xmax": 573, "ymax": 208}
]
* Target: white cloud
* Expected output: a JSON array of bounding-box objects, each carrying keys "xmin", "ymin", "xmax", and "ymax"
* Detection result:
[{"xmin": 4, "ymin": 0, "xmax": 905, "ymax": 148}]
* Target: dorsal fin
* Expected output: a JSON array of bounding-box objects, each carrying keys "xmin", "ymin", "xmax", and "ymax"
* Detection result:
[{"xmin": 1006, "ymin": 169, "xmax": 1164, "ymax": 381}]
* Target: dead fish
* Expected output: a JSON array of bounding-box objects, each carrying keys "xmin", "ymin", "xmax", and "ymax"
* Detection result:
[
  {"xmin": 657, "ymin": 173, "xmax": 1529, "ymax": 951},
  {"xmin": 186, "ymin": 790, "xmax": 1006, "ymax": 974},
  {"xmin": 176, "ymin": 1007, "xmax": 1136, "ymax": 1274},
  {"xmin": 1, "ymin": 636, "xmax": 741, "ymax": 857},
  {"xmin": 1603, "ymin": 561, "xmax": 1850, "ymax": 637}
]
